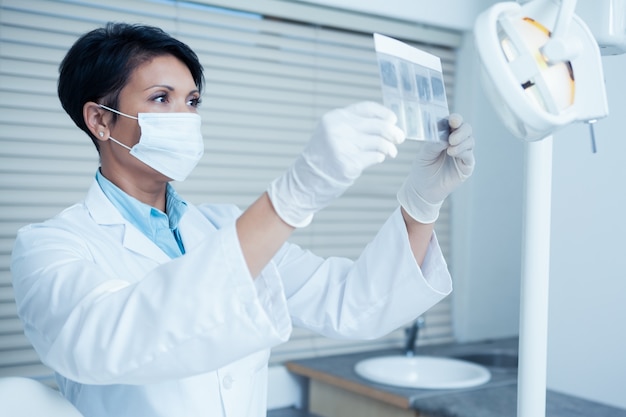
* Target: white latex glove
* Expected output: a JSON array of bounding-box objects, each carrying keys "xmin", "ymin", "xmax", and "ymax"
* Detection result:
[
  {"xmin": 397, "ymin": 113, "xmax": 475, "ymax": 224},
  {"xmin": 268, "ymin": 102, "xmax": 406, "ymax": 228}
]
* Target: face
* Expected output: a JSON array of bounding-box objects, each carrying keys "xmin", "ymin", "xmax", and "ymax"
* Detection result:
[{"xmin": 100, "ymin": 54, "xmax": 201, "ymax": 183}]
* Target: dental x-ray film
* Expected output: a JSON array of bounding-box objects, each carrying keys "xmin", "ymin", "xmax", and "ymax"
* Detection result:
[{"xmin": 374, "ymin": 33, "xmax": 450, "ymax": 142}]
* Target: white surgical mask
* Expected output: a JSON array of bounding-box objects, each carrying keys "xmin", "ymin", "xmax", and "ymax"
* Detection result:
[{"xmin": 99, "ymin": 104, "xmax": 204, "ymax": 181}]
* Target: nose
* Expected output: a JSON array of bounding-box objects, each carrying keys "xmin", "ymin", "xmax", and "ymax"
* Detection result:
[{"xmin": 173, "ymin": 100, "xmax": 194, "ymax": 113}]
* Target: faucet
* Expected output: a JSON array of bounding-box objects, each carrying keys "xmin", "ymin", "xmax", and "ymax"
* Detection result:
[{"xmin": 404, "ymin": 316, "xmax": 425, "ymax": 357}]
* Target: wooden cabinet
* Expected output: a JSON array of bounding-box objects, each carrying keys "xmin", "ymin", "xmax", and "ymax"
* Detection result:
[
  {"xmin": 308, "ymin": 379, "xmax": 424, "ymax": 417},
  {"xmin": 286, "ymin": 362, "xmax": 432, "ymax": 417}
]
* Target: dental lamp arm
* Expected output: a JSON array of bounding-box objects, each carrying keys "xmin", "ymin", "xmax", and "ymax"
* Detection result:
[{"xmin": 541, "ymin": 0, "xmax": 582, "ymax": 62}]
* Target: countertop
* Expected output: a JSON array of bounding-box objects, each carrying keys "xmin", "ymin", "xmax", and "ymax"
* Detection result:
[
  {"xmin": 286, "ymin": 338, "xmax": 626, "ymax": 417},
  {"xmin": 268, "ymin": 408, "xmax": 323, "ymax": 417}
]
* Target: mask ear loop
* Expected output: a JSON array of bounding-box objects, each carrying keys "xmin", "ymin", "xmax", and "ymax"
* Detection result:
[
  {"xmin": 108, "ymin": 136, "xmax": 132, "ymax": 151},
  {"xmin": 98, "ymin": 104, "xmax": 138, "ymax": 150},
  {"xmin": 98, "ymin": 104, "xmax": 138, "ymax": 120}
]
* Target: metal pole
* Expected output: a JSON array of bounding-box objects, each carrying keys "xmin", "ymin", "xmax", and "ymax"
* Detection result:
[{"xmin": 517, "ymin": 136, "xmax": 553, "ymax": 417}]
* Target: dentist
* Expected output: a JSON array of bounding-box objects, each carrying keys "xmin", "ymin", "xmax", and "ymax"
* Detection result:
[{"xmin": 11, "ymin": 22, "xmax": 475, "ymax": 417}]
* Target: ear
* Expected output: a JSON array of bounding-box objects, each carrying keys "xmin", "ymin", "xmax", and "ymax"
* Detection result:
[{"xmin": 83, "ymin": 101, "xmax": 110, "ymax": 143}]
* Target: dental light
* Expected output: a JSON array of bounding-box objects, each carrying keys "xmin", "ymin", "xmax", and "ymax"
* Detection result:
[
  {"xmin": 475, "ymin": 0, "xmax": 608, "ymax": 143},
  {"xmin": 474, "ymin": 1, "xmax": 613, "ymax": 417}
]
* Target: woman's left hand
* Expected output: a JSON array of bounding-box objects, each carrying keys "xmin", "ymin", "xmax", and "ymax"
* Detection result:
[{"xmin": 397, "ymin": 113, "xmax": 475, "ymax": 224}]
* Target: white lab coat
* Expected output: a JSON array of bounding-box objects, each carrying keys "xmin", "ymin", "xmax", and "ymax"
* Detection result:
[{"xmin": 11, "ymin": 180, "xmax": 452, "ymax": 417}]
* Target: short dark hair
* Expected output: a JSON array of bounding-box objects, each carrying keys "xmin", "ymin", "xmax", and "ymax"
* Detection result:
[{"xmin": 58, "ymin": 22, "xmax": 204, "ymax": 151}]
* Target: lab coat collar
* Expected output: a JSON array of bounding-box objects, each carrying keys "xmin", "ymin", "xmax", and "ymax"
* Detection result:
[{"xmin": 84, "ymin": 180, "xmax": 171, "ymax": 263}]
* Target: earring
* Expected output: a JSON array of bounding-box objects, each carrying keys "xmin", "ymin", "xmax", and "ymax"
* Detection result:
[{"xmin": 98, "ymin": 132, "xmax": 104, "ymax": 137}]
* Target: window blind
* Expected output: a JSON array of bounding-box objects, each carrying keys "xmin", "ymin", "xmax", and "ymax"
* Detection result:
[{"xmin": 0, "ymin": 0, "xmax": 462, "ymax": 380}]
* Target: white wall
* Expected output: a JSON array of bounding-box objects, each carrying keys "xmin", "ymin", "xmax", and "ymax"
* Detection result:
[
  {"xmin": 300, "ymin": 0, "xmax": 626, "ymax": 410},
  {"xmin": 450, "ymin": 3, "xmax": 626, "ymax": 409},
  {"xmin": 450, "ymin": 26, "xmax": 524, "ymax": 343},
  {"xmin": 452, "ymin": 4, "xmax": 626, "ymax": 410},
  {"xmin": 547, "ymin": 52, "xmax": 626, "ymax": 409},
  {"xmin": 291, "ymin": 0, "xmax": 484, "ymax": 30},
  {"xmin": 454, "ymin": 44, "xmax": 626, "ymax": 410}
]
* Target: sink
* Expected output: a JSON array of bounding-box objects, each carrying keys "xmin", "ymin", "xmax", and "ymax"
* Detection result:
[{"xmin": 354, "ymin": 355, "xmax": 491, "ymax": 389}]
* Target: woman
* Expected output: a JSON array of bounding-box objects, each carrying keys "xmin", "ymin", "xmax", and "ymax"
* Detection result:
[{"xmin": 11, "ymin": 23, "xmax": 475, "ymax": 417}]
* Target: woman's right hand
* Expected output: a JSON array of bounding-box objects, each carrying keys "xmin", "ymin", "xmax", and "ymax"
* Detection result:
[{"xmin": 267, "ymin": 101, "xmax": 405, "ymax": 227}]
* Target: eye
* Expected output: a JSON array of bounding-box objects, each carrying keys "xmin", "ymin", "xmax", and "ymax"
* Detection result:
[
  {"xmin": 152, "ymin": 93, "xmax": 168, "ymax": 103},
  {"xmin": 188, "ymin": 96, "xmax": 202, "ymax": 108}
]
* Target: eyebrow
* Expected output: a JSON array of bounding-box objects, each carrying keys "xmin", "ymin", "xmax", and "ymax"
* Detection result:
[
  {"xmin": 144, "ymin": 84, "xmax": 200, "ymax": 95},
  {"xmin": 144, "ymin": 84, "xmax": 173, "ymax": 91}
]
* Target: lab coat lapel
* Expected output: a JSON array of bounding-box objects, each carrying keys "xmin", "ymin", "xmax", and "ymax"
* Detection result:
[
  {"xmin": 121, "ymin": 226, "xmax": 171, "ymax": 263},
  {"xmin": 177, "ymin": 205, "xmax": 217, "ymax": 250},
  {"xmin": 84, "ymin": 180, "xmax": 171, "ymax": 263}
]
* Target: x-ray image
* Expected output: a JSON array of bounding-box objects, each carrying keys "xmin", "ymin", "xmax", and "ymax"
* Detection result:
[
  {"xmin": 379, "ymin": 59, "xmax": 398, "ymax": 88},
  {"xmin": 435, "ymin": 109, "xmax": 451, "ymax": 142},
  {"xmin": 374, "ymin": 33, "xmax": 449, "ymax": 142},
  {"xmin": 399, "ymin": 61, "xmax": 415, "ymax": 94},
  {"xmin": 430, "ymin": 73, "xmax": 447, "ymax": 103},
  {"xmin": 404, "ymin": 101, "xmax": 422, "ymax": 139},
  {"xmin": 415, "ymin": 72, "xmax": 432, "ymax": 102},
  {"xmin": 422, "ymin": 110, "xmax": 436, "ymax": 141}
]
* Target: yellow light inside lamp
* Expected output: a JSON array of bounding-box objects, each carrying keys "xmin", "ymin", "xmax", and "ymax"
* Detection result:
[{"xmin": 499, "ymin": 17, "xmax": 575, "ymax": 114}]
